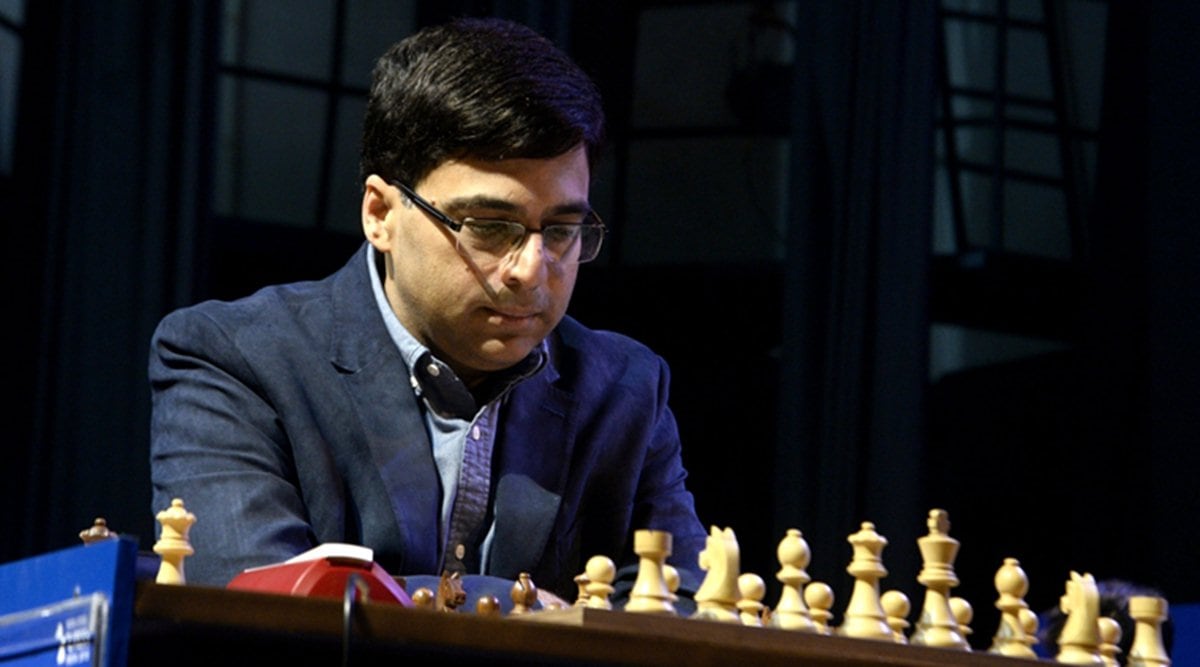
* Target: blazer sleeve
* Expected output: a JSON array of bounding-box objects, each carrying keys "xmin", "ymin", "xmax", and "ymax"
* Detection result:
[
  {"xmin": 552, "ymin": 322, "xmax": 708, "ymax": 601},
  {"xmin": 624, "ymin": 355, "xmax": 708, "ymax": 596},
  {"xmin": 149, "ymin": 305, "xmax": 319, "ymax": 586}
]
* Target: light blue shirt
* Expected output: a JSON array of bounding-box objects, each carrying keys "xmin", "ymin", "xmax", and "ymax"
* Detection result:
[{"xmin": 366, "ymin": 249, "xmax": 545, "ymax": 573}]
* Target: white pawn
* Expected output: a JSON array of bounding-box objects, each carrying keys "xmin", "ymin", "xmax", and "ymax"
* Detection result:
[
  {"xmin": 910, "ymin": 509, "xmax": 968, "ymax": 650},
  {"xmin": 880, "ymin": 590, "xmax": 911, "ymax": 644},
  {"xmin": 584, "ymin": 555, "xmax": 616, "ymax": 610},
  {"xmin": 950, "ymin": 597, "xmax": 973, "ymax": 638},
  {"xmin": 573, "ymin": 572, "xmax": 590, "ymax": 607},
  {"xmin": 839, "ymin": 521, "xmax": 893, "ymax": 640},
  {"xmin": 737, "ymin": 573, "xmax": 766, "ymax": 627},
  {"xmin": 770, "ymin": 528, "xmax": 816, "ymax": 632},
  {"xmin": 1019, "ymin": 607, "xmax": 1041, "ymax": 653},
  {"xmin": 804, "ymin": 582, "xmax": 835, "ymax": 635},
  {"xmin": 1098, "ymin": 617, "xmax": 1122, "ymax": 667},
  {"xmin": 154, "ymin": 498, "xmax": 195, "ymax": 585},
  {"xmin": 625, "ymin": 529, "xmax": 676, "ymax": 615},
  {"xmin": 662, "ymin": 564, "xmax": 680, "ymax": 603},
  {"xmin": 1127, "ymin": 595, "xmax": 1171, "ymax": 667}
]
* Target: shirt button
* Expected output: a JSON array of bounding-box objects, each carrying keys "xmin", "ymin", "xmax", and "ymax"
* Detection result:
[
  {"xmin": 426, "ymin": 363, "xmax": 440, "ymax": 377},
  {"xmin": 455, "ymin": 543, "xmax": 466, "ymax": 560},
  {"xmin": 472, "ymin": 425, "xmax": 482, "ymax": 440}
]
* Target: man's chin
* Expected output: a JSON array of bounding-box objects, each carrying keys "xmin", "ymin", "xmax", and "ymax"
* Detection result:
[{"xmin": 475, "ymin": 337, "xmax": 542, "ymax": 369}]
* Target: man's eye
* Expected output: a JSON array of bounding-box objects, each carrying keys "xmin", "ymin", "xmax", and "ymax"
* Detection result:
[
  {"xmin": 465, "ymin": 220, "xmax": 518, "ymax": 240},
  {"xmin": 544, "ymin": 225, "xmax": 582, "ymax": 245}
]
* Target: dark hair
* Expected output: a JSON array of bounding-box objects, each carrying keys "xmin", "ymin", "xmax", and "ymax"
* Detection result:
[{"xmin": 360, "ymin": 17, "xmax": 606, "ymax": 187}]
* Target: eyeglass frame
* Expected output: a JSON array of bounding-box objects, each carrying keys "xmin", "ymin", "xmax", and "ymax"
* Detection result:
[{"xmin": 390, "ymin": 180, "xmax": 607, "ymax": 264}]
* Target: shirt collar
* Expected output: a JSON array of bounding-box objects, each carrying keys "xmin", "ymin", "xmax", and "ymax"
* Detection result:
[{"xmin": 366, "ymin": 248, "xmax": 546, "ymax": 419}]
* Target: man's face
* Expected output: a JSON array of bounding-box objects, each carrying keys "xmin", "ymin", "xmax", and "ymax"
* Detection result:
[{"xmin": 363, "ymin": 145, "xmax": 590, "ymax": 386}]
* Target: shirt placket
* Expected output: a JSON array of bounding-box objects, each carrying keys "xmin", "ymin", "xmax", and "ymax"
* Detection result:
[{"xmin": 441, "ymin": 402, "xmax": 497, "ymax": 574}]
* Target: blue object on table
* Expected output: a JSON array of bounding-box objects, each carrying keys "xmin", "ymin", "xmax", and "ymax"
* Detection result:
[
  {"xmin": 0, "ymin": 538, "xmax": 138, "ymax": 667},
  {"xmin": 1170, "ymin": 602, "xmax": 1198, "ymax": 666}
]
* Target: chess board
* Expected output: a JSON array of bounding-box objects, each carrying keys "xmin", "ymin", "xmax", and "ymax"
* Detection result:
[
  {"xmin": 131, "ymin": 582, "xmax": 1038, "ymax": 667},
  {"xmin": 519, "ymin": 605, "xmax": 1046, "ymax": 667},
  {"xmin": 133, "ymin": 499, "xmax": 1175, "ymax": 665}
]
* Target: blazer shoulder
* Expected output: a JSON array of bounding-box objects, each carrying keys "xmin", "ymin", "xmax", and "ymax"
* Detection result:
[
  {"xmin": 556, "ymin": 314, "xmax": 659, "ymax": 356},
  {"xmin": 154, "ymin": 245, "xmax": 370, "ymax": 347},
  {"xmin": 552, "ymin": 316, "xmax": 668, "ymax": 389},
  {"xmin": 156, "ymin": 276, "xmax": 333, "ymax": 340}
]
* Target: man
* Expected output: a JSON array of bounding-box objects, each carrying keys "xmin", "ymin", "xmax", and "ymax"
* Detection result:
[{"xmin": 149, "ymin": 17, "xmax": 707, "ymax": 604}]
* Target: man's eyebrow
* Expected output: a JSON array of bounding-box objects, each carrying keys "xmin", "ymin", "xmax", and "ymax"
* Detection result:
[
  {"xmin": 441, "ymin": 195, "xmax": 520, "ymax": 215},
  {"xmin": 441, "ymin": 195, "xmax": 592, "ymax": 219}
]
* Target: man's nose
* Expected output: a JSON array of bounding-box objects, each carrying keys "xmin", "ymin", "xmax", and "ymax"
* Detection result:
[{"xmin": 500, "ymin": 231, "xmax": 549, "ymax": 285}]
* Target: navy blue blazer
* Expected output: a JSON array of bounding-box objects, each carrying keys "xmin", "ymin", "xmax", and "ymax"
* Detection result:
[{"xmin": 149, "ymin": 244, "xmax": 706, "ymax": 599}]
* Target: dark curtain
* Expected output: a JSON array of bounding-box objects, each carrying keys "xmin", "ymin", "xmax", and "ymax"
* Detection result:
[
  {"xmin": 3, "ymin": 1, "xmax": 216, "ymax": 562},
  {"xmin": 1100, "ymin": 1, "xmax": 1200, "ymax": 604},
  {"xmin": 774, "ymin": 0, "xmax": 936, "ymax": 601},
  {"xmin": 925, "ymin": 1, "xmax": 1200, "ymax": 618}
]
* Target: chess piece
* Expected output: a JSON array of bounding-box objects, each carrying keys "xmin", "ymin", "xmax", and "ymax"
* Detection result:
[
  {"xmin": 411, "ymin": 587, "xmax": 436, "ymax": 610},
  {"xmin": 692, "ymin": 526, "xmax": 740, "ymax": 623},
  {"xmin": 625, "ymin": 529, "xmax": 676, "ymax": 615},
  {"xmin": 910, "ymin": 509, "xmax": 968, "ymax": 650},
  {"xmin": 79, "ymin": 518, "xmax": 118, "ymax": 544},
  {"xmin": 1097, "ymin": 617, "xmax": 1122, "ymax": 667},
  {"xmin": 510, "ymin": 572, "xmax": 538, "ymax": 615},
  {"xmin": 584, "ymin": 555, "xmax": 616, "ymax": 610},
  {"xmin": 1056, "ymin": 571, "xmax": 1103, "ymax": 665},
  {"xmin": 990, "ymin": 557, "xmax": 1037, "ymax": 658},
  {"xmin": 839, "ymin": 521, "xmax": 893, "ymax": 640},
  {"xmin": 1019, "ymin": 607, "xmax": 1040, "ymax": 652},
  {"xmin": 737, "ymin": 573, "xmax": 766, "ymax": 627},
  {"xmin": 1127, "ymin": 595, "xmax": 1171, "ymax": 667},
  {"xmin": 950, "ymin": 597, "xmax": 973, "ymax": 637},
  {"xmin": 805, "ymin": 582, "xmax": 835, "ymax": 635},
  {"xmin": 476, "ymin": 595, "xmax": 501, "ymax": 617},
  {"xmin": 770, "ymin": 528, "xmax": 816, "ymax": 632},
  {"xmin": 436, "ymin": 570, "xmax": 466, "ymax": 612},
  {"xmin": 573, "ymin": 572, "xmax": 591, "ymax": 607},
  {"xmin": 153, "ymin": 498, "xmax": 195, "ymax": 585},
  {"xmin": 662, "ymin": 564, "xmax": 680, "ymax": 603},
  {"xmin": 880, "ymin": 590, "xmax": 911, "ymax": 644}
]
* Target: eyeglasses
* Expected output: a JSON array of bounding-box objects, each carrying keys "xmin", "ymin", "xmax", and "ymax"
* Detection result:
[{"xmin": 392, "ymin": 181, "xmax": 606, "ymax": 265}]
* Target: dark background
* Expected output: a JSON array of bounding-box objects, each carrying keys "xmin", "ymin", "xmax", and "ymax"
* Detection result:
[{"xmin": 4, "ymin": 0, "xmax": 1197, "ymax": 649}]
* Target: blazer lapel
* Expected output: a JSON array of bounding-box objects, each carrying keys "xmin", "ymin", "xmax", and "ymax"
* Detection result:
[
  {"xmin": 486, "ymin": 345, "xmax": 575, "ymax": 578},
  {"xmin": 327, "ymin": 245, "xmax": 441, "ymax": 574}
]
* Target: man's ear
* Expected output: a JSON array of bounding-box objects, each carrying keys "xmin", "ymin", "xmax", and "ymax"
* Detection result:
[{"xmin": 362, "ymin": 174, "xmax": 395, "ymax": 252}]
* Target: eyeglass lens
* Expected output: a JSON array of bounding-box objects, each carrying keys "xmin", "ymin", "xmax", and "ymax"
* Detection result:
[{"xmin": 458, "ymin": 220, "xmax": 602, "ymax": 264}]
